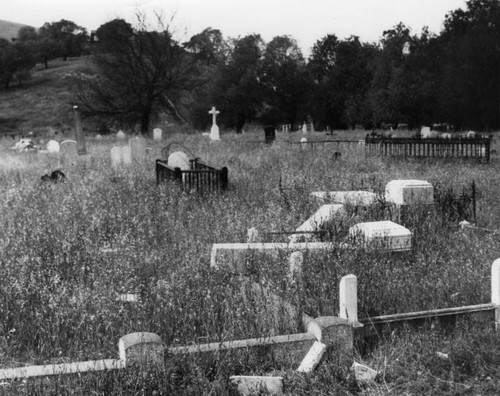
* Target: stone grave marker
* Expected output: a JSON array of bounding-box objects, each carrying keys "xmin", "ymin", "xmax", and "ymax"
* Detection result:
[
  {"xmin": 167, "ymin": 151, "xmax": 190, "ymax": 170},
  {"xmin": 302, "ymin": 122, "xmax": 307, "ymax": 133},
  {"xmin": 46, "ymin": 140, "xmax": 60, "ymax": 154},
  {"xmin": 385, "ymin": 180, "xmax": 434, "ymax": 206},
  {"xmin": 60, "ymin": 140, "xmax": 78, "ymax": 165},
  {"xmin": 300, "ymin": 137, "xmax": 307, "ymax": 149},
  {"xmin": 111, "ymin": 147, "xmax": 121, "ymax": 168},
  {"xmin": 349, "ymin": 220, "xmax": 412, "ymax": 252},
  {"xmin": 129, "ymin": 137, "xmax": 147, "ymax": 163},
  {"xmin": 121, "ymin": 146, "xmax": 132, "ymax": 165},
  {"xmin": 209, "ymin": 106, "xmax": 220, "ymax": 141},
  {"xmin": 118, "ymin": 332, "xmax": 164, "ymax": 369},
  {"xmin": 153, "ymin": 128, "xmax": 162, "ymax": 142},
  {"xmin": 117, "ymin": 130, "xmax": 126, "ymax": 139}
]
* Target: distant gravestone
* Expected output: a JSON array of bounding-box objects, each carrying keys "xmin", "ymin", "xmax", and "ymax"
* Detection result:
[
  {"xmin": 300, "ymin": 137, "xmax": 307, "ymax": 149},
  {"xmin": 421, "ymin": 126, "xmax": 431, "ymax": 138},
  {"xmin": 117, "ymin": 130, "xmax": 126, "ymax": 139},
  {"xmin": 46, "ymin": 140, "xmax": 60, "ymax": 154},
  {"xmin": 209, "ymin": 106, "xmax": 220, "ymax": 141},
  {"xmin": 153, "ymin": 128, "xmax": 162, "ymax": 142},
  {"xmin": 168, "ymin": 151, "xmax": 190, "ymax": 170},
  {"xmin": 264, "ymin": 126, "xmax": 276, "ymax": 144},
  {"xmin": 95, "ymin": 134, "xmax": 103, "ymax": 140},
  {"xmin": 60, "ymin": 140, "xmax": 78, "ymax": 165},
  {"xmin": 111, "ymin": 147, "xmax": 121, "ymax": 168},
  {"xmin": 302, "ymin": 123, "xmax": 307, "ymax": 133},
  {"xmin": 121, "ymin": 146, "xmax": 132, "ymax": 165},
  {"xmin": 129, "ymin": 137, "xmax": 147, "ymax": 163}
]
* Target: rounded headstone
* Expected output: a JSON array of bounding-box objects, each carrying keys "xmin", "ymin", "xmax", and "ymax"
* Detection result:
[
  {"xmin": 153, "ymin": 128, "xmax": 162, "ymax": 142},
  {"xmin": 117, "ymin": 130, "xmax": 126, "ymax": 139},
  {"xmin": 46, "ymin": 140, "xmax": 60, "ymax": 153},
  {"xmin": 95, "ymin": 134, "xmax": 103, "ymax": 140},
  {"xmin": 167, "ymin": 151, "xmax": 190, "ymax": 170},
  {"xmin": 466, "ymin": 130, "xmax": 476, "ymax": 138}
]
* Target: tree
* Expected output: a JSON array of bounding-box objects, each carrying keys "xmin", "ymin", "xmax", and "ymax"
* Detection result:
[
  {"xmin": 75, "ymin": 17, "xmax": 205, "ymax": 133},
  {"xmin": 0, "ymin": 39, "xmax": 36, "ymax": 89},
  {"xmin": 39, "ymin": 19, "xmax": 88, "ymax": 61},
  {"xmin": 211, "ymin": 34, "xmax": 265, "ymax": 132}
]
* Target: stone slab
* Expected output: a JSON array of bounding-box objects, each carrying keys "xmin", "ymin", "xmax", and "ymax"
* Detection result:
[{"xmin": 349, "ymin": 220, "xmax": 412, "ymax": 252}]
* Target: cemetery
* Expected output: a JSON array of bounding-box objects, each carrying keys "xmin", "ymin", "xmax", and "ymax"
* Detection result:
[{"xmin": 0, "ymin": 117, "xmax": 500, "ymax": 394}]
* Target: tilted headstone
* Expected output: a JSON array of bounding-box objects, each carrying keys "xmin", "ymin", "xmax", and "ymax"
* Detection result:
[
  {"xmin": 167, "ymin": 151, "xmax": 190, "ymax": 170},
  {"xmin": 208, "ymin": 106, "xmax": 220, "ymax": 141},
  {"xmin": 153, "ymin": 128, "xmax": 162, "ymax": 142},
  {"xmin": 117, "ymin": 130, "xmax": 126, "ymax": 139},
  {"xmin": 60, "ymin": 140, "xmax": 78, "ymax": 165},
  {"xmin": 46, "ymin": 140, "xmax": 60, "ymax": 154},
  {"xmin": 121, "ymin": 146, "xmax": 132, "ymax": 165},
  {"xmin": 129, "ymin": 137, "xmax": 147, "ymax": 163},
  {"xmin": 111, "ymin": 147, "xmax": 121, "ymax": 168}
]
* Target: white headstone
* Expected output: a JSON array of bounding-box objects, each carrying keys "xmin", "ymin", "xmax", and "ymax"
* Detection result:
[
  {"xmin": 300, "ymin": 137, "xmax": 307, "ymax": 149},
  {"xmin": 46, "ymin": 140, "xmax": 60, "ymax": 154},
  {"xmin": 153, "ymin": 128, "xmax": 162, "ymax": 142},
  {"xmin": 421, "ymin": 126, "xmax": 431, "ymax": 138},
  {"xmin": 466, "ymin": 130, "xmax": 476, "ymax": 138},
  {"xmin": 209, "ymin": 106, "xmax": 220, "ymax": 141},
  {"xmin": 302, "ymin": 123, "xmax": 307, "ymax": 133},
  {"xmin": 129, "ymin": 137, "xmax": 147, "ymax": 163},
  {"xmin": 349, "ymin": 220, "xmax": 412, "ymax": 252},
  {"xmin": 121, "ymin": 146, "xmax": 132, "ymax": 165},
  {"xmin": 117, "ymin": 130, "xmax": 126, "ymax": 139},
  {"xmin": 111, "ymin": 146, "xmax": 121, "ymax": 168},
  {"xmin": 167, "ymin": 151, "xmax": 190, "ymax": 170},
  {"xmin": 95, "ymin": 134, "xmax": 103, "ymax": 140},
  {"xmin": 385, "ymin": 180, "xmax": 434, "ymax": 206},
  {"xmin": 60, "ymin": 140, "xmax": 78, "ymax": 165}
]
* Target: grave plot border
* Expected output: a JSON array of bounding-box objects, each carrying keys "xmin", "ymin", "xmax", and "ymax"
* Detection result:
[
  {"xmin": 156, "ymin": 159, "xmax": 228, "ymax": 192},
  {"xmin": 365, "ymin": 136, "xmax": 492, "ymax": 163}
]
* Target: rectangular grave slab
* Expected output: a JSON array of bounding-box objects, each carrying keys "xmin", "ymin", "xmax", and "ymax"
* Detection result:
[
  {"xmin": 310, "ymin": 191, "xmax": 377, "ymax": 206},
  {"xmin": 290, "ymin": 204, "xmax": 345, "ymax": 242},
  {"xmin": 349, "ymin": 220, "xmax": 412, "ymax": 252},
  {"xmin": 211, "ymin": 242, "xmax": 337, "ymax": 273},
  {"xmin": 385, "ymin": 180, "xmax": 434, "ymax": 205}
]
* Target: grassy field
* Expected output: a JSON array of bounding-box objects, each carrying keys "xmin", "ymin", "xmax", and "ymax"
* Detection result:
[{"xmin": 2, "ymin": 59, "xmax": 500, "ymax": 394}]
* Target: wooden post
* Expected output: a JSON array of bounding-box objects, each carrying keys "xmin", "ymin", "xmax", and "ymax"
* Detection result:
[
  {"xmin": 221, "ymin": 167, "xmax": 228, "ymax": 190},
  {"xmin": 491, "ymin": 259, "xmax": 500, "ymax": 331},
  {"xmin": 339, "ymin": 275, "xmax": 358, "ymax": 324}
]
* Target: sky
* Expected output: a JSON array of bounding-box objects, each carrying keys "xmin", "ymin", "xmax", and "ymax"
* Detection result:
[{"xmin": 1, "ymin": 0, "xmax": 468, "ymax": 56}]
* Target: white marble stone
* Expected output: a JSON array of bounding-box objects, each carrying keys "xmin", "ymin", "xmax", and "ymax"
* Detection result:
[
  {"xmin": 153, "ymin": 128, "xmax": 162, "ymax": 142},
  {"xmin": 385, "ymin": 180, "xmax": 434, "ymax": 206},
  {"xmin": 111, "ymin": 146, "xmax": 121, "ymax": 168},
  {"xmin": 121, "ymin": 146, "xmax": 132, "ymax": 165},
  {"xmin": 349, "ymin": 220, "xmax": 412, "ymax": 252},
  {"xmin": 60, "ymin": 140, "xmax": 78, "ymax": 165},
  {"xmin": 290, "ymin": 204, "xmax": 345, "ymax": 242},
  {"xmin": 129, "ymin": 137, "xmax": 147, "ymax": 163},
  {"xmin": 167, "ymin": 151, "xmax": 190, "ymax": 170},
  {"xmin": 46, "ymin": 140, "xmax": 60, "ymax": 154}
]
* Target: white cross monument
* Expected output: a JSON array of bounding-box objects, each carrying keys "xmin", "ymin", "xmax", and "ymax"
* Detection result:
[{"xmin": 209, "ymin": 106, "xmax": 220, "ymax": 141}]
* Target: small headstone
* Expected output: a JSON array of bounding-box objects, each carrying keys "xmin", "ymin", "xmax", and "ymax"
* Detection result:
[
  {"xmin": 153, "ymin": 128, "xmax": 162, "ymax": 142},
  {"xmin": 129, "ymin": 137, "xmax": 147, "ymax": 163},
  {"xmin": 46, "ymin": 140, "xmax": 60, "ymax": 154},
  {"xmin": 466, "ymin": 130, "xmax": 476, "ymax": 138},
  {"xmin": 352, "ymin": 362, "xmax": 378, "ymax": 386},
  {"xmin": 421, "ymin": 126, "xmax": 431, "ymax": 138},
  {"xmin": 60, "ymin": 140, "xmax": 78, "ymax": 165},
  {"xmin": 121, "ymin": 146, "xmax": 132, "ymax": 165},
  {"xmin": 117, "ymin": 130, "xmax": 126, "ymax": 139},
  {"xmin": 167, "ymin": 151, "xmax": 190, "ymax": 170},
  {"xmin": 95, "ymin": 134, "xmax": 103, "ymax": 140},
  {"xmin": 111, "ymin": 147, "xmax": 121, "ymax": 168},
  {"xmin": 300, "ymin": 137, "xmax": 307, "ymax": 149},
  {"xmin": 209, "ymin": 106, "xmax": 220, "ymax": 141},
  {"xmin": 247, "ymin": 227, "xmax": 260, "ymax": 243},
  {"xmin": 441, "ymin": 133, "xmax": 452, "ymax": 139},
  {"xmin": 302, "ymin": 122, "xmax": 307, "ymax": 133},
  {"xmin": 118, "ymin": 332, "xmax": 164, "ymax": 369}
]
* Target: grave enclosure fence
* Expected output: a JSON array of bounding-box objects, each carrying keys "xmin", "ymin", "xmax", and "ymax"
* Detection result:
[
  {"xmin": 156, "ymin": 159, "xmax": 228, "ymax": 192},
  {"xmin": 365, "ymin": 136, "xmax": 492, "ymax": 163}
]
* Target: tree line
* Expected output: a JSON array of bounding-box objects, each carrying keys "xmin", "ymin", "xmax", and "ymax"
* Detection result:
[{"xmin": 2, "ymin": 0, "xmax": 499, "ymax": 133}]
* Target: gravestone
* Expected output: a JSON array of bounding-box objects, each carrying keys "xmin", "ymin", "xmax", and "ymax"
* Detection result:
[
  {"xmin": 111, "ymin": 147, "xmax": 121, "ymax": 168},
  {"xmin": 300, "ymin": 137, "xmax": 307, "ymax": 149},
  {"xmin": 153, "ymin": 128, "xmax": 162, "ymax": 142},
  {"xmin": 117, "ymin": 130, "xmax": 126, "ymax": 139},
  {"xmin": 167, "ymin": 151, "xmax": 190, "ymax": 170},
  {"xmin": 208, "ymin": 106, "xmax": 220, "ymax": 141},
  {"xmin": 121, "ymin": 146, "xmax": 132, "ymax": 165},
  {"xmin": 421, "ymin": 126, "xmax": 431, "ymax": 138},
  {"xmin": 129, "ymin": 137, "xmax": 147, "ymax": 163},
  {"xmin": 46, "ymin": 140, "xmax": 60, "ymax": 154},
  {"xmin": 385, "ymin": 180, "xmax": 434, "ymax": 206},
  {"xmin": 349, "ymin": 220, "xmax": 412, "ymax": 252},
  {"xmin": 73, "ymin": 106, "xmax": 87, "ymax": 155},
  {"xmin": 95, "ymin": 134, "xmax": 103, "ymax": 140},
  {"xmin": 60, "ymin": 140, "xmax": 78, "ymax": 165},
  {"xmin": 302, "ymin": 122, "xmax": 307, "ymax": 133},
  {"xmin": 264, "ymin": 126, "xmax": 276, "ymax": 144},
  {"xmin": 118, "ymin": 332, "xmax": 164, "ymax": 369}
]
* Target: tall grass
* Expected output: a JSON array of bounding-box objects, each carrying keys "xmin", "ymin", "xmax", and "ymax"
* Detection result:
[{"xmin": 1, "ymin": 129, "xmax": 500, "ymax": 394}]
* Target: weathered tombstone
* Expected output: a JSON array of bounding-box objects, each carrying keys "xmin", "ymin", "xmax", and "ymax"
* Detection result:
[
  {"xmin": 264, "ymin": 126, "xmax": 276, "ymax": 144},
  {"xmin": 95, "ymin": 134, "xmax": 103, "ymax": 140},
  {"xmin": 167, "ymin": 151, "xmax": 190, "ymax": 170},
  {"xmin": 60, "ymin": 140, "xmax": 78, "ymax": 165},
  {"xmin": 129, "ymin": 137, "xmax": 147, "ymax": 163},
  {"xmin": 73, "ymin": 106, "xmax": 87, "ymax": 155},
  {"xmin": 118, "ymin": 332, "xmax": 164, "ymax": 369},
  {"xmin": 302, "ymin": 122, "xmax": 307, "ymax": 133},
  {"xmin": 117, "ymin": 130, "xmax": 126, "ymax": 139},
  {"xmin": 153, "ymin": 128, "xmax": 162, "ymax": 142},
  {"xmin": 421, "ymin": 126, "xmax": 431, "ymax": 138},
  {"xmin": 208, "ymin": 106, "xmax": 220, "ymax": 141},
  {"xmin": 385, "ymin": 180, "xmax": 434, "ymax": 206},
  {"xmin": 121, "ymin": 146, "xmax": 132, "ymax": 165},
  {"xmin": 300, "ymin": 137, "xmax": 307, "ymax": 149},
  {"xmin": 111, "ymin": 146, "xmax": 121, "ymax": 169},
  {"xmin": 349, "ymin": 220, "xmax": 412, "ymax": 252},
  {"xmin": 46, "ymin": 140, "xmax": 60, "ymax": 154}
]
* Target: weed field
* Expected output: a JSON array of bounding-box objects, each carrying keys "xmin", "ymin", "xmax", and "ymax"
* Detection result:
[{"xmin": 1, "ymin": 130, "xmax": 500, "ymax": 394}]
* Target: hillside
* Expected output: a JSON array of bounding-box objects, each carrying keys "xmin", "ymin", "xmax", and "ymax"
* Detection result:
[
  {"xmin": 0, "ymin": 19, "xmax": 34, "ymax": 42},
  {"xmin": 0, "ymin": 57, "xmax": 93, "ymax": 136}
]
